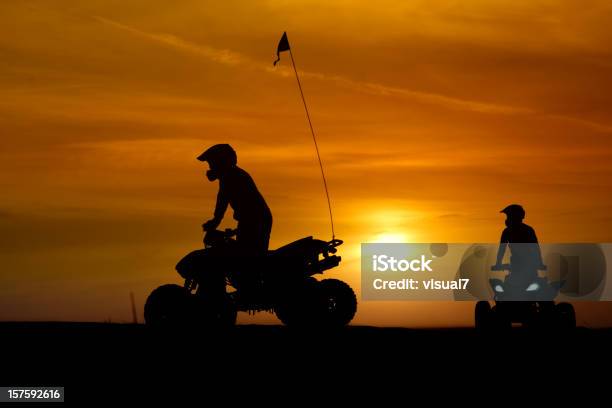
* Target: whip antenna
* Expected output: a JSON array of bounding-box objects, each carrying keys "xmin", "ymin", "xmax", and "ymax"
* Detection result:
[{"xmin": 274, "ymin": 32, "xmax": 335, "ymax": 239}]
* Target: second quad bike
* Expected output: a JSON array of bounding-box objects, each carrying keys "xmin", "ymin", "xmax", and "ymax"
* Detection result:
[
  {"xmin": 475, "ymin": 263, "xmax": 576, "ymax": 331},
  {"xmin": 144, "ymin": 228, "xmax": 357, "ymax": 329}
]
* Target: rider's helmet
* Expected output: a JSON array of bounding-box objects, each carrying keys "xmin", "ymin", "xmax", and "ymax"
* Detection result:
[
  {"xmin": 197, "ymin": 144, "xmax": 237, "ymax": 181},
  {"xmin": 501, "ymin": 204, "xmax": 525, "ymax": 220},
  {"xmin": 197, "ymin": 144, "xmax": 237, "ymax": 167}
]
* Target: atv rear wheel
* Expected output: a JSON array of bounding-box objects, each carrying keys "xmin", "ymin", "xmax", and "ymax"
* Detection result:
[
  {"xmin": 275, "ymin": 278, "xmax": 357, "ymax": 328},
  {"xmin": 315, "ymin": 279, "xmax": 357, "ymax": 328}
]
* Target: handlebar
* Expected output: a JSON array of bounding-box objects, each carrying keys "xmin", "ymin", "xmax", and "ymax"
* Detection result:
[
  {"xmin": 222, "ymin": 228, "xmax": 237, "ymax": 238},
  {"xmin": 491, "ymin": 263, "xmax": 547, "ymax": 271},
  {"xmin": 202, "ymin": 223, "xmax": 237, "ymax": 236}
]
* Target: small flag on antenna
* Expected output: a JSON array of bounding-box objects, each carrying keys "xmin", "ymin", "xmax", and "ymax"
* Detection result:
[{"xmin": 273, "ymin": 32, "xmax": 290, "ymax": 66}]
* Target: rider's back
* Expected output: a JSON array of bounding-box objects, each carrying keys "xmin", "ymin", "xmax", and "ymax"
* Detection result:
[
  {"xmin": 501, "ymin": 222, "xmax": 537, "ymax": 244},
  {"xmin": 220, "ymin": 166, "xmax": 271, "ymax": 222},
  {"xmin": 502, "ymin": 223, "xmax": 540, "ymax": 273}
]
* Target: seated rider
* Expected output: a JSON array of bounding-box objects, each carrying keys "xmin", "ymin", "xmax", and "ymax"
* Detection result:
[{"xmin": 493, "ymin": 204, "xmax": 546, "ymax": 291}]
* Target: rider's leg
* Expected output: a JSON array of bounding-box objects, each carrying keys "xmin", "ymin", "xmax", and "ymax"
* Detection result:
[{"xmin": 236, "ymin": 214, "xmax": 272, "ymax": 255}]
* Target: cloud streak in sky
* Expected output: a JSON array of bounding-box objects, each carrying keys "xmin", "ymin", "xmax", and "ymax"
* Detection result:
[
  {"xmin": 94, "ymin": 16, "xmax": 538, "ymax": 117},
  {"xmin": 93, "ymin": 15, "xmax": 612, "ymax": 132},
  {"xmin": 94, "ymin": 16, "xmax": 246, "ymax": 66}
]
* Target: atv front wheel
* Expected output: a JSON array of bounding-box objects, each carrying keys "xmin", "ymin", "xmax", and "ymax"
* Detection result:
[
  {"xmin": 475, "ymin": 301, "xmax": 491, "ymax": 330},
  {"xmin": 144, "ymin": 284, "xmax": 192, "ymax": 327},
  {"xmin": 555, "ymin": 302, "xmax": 576, "ymax": 330}
]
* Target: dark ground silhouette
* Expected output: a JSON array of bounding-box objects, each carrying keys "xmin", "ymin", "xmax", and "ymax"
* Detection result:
[{"xmin": 2, "ymin": 321, "xmax": 612, "ymax": 394}]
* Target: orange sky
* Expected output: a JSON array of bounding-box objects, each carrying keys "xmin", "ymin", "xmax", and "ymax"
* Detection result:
[{"xmin": 1, "ymin": 0, "xmax": 612, "ymax": 326}]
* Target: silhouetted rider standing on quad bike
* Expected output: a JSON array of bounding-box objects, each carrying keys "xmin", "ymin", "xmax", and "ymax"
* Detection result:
[
  {"xmin": 198, "ymin": 144, "xmax": 273, "ymax": 255},
  {"xmin": 143, "ymin": 144, "xmax": 357, "ymax": 328},
  {"xmin": 493, "ymin": 204, "xmax": 546, "ymax": 295}
]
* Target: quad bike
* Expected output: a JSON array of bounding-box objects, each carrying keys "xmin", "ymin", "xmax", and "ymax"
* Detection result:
[
  {"xmin": 475, "ymin": 263, "xmax": 576, "ymax": 331},
  {"xmin": 144, "ymin": 227, "xmax": 357, "ymax": 329}
]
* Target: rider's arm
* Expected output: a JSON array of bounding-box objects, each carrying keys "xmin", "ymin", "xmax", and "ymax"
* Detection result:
[
  {"xmin": 213, "ymin": 189, "xmax": 229, "ymax": 222},
  {"xmin": 532, "ymin": 229, "xmax": 545, "ymax": 268},
  {"xmin": 495, "ymin": 230, "xmax": 509, "ymax": 266}
]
